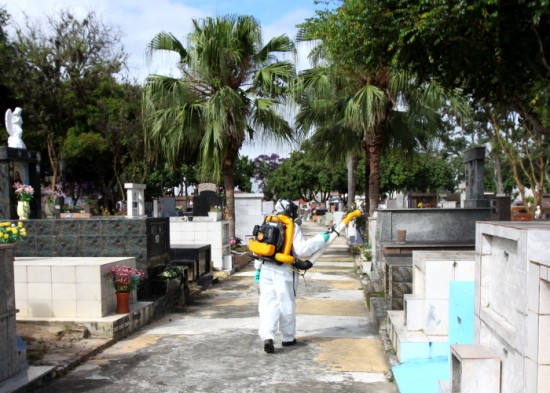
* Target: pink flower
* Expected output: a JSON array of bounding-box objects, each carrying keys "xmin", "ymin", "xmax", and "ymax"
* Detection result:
[
  {"xmin": 13, "ymin": 182, "xmax": 34, "ymax": 202},
  {"xmin": 110, "ymin": 265, "xmax": 145, "ymax": 293}
]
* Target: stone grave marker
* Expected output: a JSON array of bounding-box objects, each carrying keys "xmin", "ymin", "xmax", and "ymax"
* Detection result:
[{"xmin": 192, "ymin": 190, "xmax": 222, "ymax": 217}]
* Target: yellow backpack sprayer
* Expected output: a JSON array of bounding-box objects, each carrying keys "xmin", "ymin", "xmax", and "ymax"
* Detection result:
[{"xmin": 249, "ymin": 209, "xmax": 362, "ymax": 269}]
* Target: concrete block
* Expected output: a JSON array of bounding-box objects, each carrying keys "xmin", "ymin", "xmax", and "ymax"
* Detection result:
[
  {"xmin": 424, "ymin": 299, "xmax": 449, "ymax": 334},
  {"xmin": 538, "ymin": 365, "xmax": 550, "ymax": 392},
  {"xmin": 13, "ymin": 265, "xmax": 26, "ymax": 283},
  {"xmin": 526, "ymin": 310, "xmax": 539, "ymax": 362},
  {"xmin": 27, "ymin": 266, "xmax": 50, "ymax": 283},
  {"xmin": 404, "ymin": 294, "xmax": 423, "ymax": 330},
  {"xmin": 540, "ymin": 279, "xmax": 550, "ymax": 315},
  {"xmin": 454, "ymin": 259, "xmax": 475, "ymax": 281},
  {"xmin": 28, "ymin": 299, "xmax": 52, "ymax": 317},
  {"xmin": 539, "ymin": 315, "xmax": 550, "ymax": 364},
  {"xmin": 52, "ymin": 299, "xmax": 77, "ymax": 317},
  {"xmin": 425, "ymin": 261, "xmax": 454, "ymax": 299},
  {"xmin": 525, "ymin": 358, "xmax": 538, "ymax": 393},
  {"xmin": 51, "ymin": 266, "xmax": 76, "ymax": 283},
  {"xmin": 528, "ymin": 264, "xmax": 541, "ymax": 313},
  {"xmin": 27, "ymin": 283, "xmax": 51, "ymax": 301},
  {"xmin": 451, "ymin": 344, "xmax": 500, "ymax": 393},
  {"xmin": 449, "ymin": 281, "xmax": 475, "ymax": 345}
]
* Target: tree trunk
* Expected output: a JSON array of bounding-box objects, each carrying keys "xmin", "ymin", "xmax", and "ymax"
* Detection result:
[
  {"xmin": 347, "ymin": 152, "xmax": 358, "ymax": 208},
  {"xmin": 222, "ymin": 149, "xmax": 237, "ymax": 240},
  {"xmin": 489, "ymin": 148, "xmax": 505, "ymax": 195},
  {"xmin": 367, "ymin": 126, "xmax": 384, "ymax": 218}
]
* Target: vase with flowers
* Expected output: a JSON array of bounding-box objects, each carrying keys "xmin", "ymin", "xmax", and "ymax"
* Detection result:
[
  {"xmin": 208, "ymin": 205, "xmax": 222, "ymax": 221},
  {"xmin": 13, "ymin": 182, "xmax": 34, "ymax": 220},
  {"xmin": 41, "ymin": 184, "xmax": 65, "ymax": 218},
  {"xmin": 109, "ymin": 265, "xmax": 145, "ymax": 313}
]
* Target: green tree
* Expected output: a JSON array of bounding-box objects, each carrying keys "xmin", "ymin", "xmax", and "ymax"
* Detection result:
[
  {"xmin": 298, "ymin": 2, "xmax": 467, "ymax": 216},
  {"xmin": 266, "ymin": 141, "xmax": 347, "ymax": 202},
  {"xmin": 8, "ymin": 10, "xmax": 127, "ymax": 193},
  {"xmin": 0, "ymin": 7, "xmax": 16, "ymax": 127},
  {"xmin": 293, "ymin": 64, "xmax": 364, "ymax": 208},
  {"xmin": 380, "ymin": 149, "xmax": 457, "ymax": 194},
  {"xmin": 144, "ymin": 15, "xmax": 296, "ymax": 238},
  {"xmin": 233, "ymin": 155, "xmax": 255, "ymax": 193},
  {"xmin": 391, "ymin": 0, "xmax": 550, "ymax": 137}
]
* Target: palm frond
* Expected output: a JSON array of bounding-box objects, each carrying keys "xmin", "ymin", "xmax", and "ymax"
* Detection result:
[
  {"xmin": 345, "ymin": 84, "xmax": 386, "ymax": 131},
  {"xmin": 146, "ymin": 32, "xmax": 188, "ymax": 66}
]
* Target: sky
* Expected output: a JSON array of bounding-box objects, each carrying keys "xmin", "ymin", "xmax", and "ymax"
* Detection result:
[{"xmin": 2, "ymin": 0, "xmax": 327, "ymax": 158}]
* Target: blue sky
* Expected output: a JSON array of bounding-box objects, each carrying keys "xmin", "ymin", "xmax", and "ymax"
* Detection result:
[
  {"xmin": 2, "ymin": 0, "xmax": 328, "ymax": 158},
  {"xmin": 2, "ymin": 0, "xmax": 325, "ymax": 83}
]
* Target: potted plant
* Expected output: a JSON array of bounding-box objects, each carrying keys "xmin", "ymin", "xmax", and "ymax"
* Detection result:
[
  {"xmin": 157, "ymin": 265, "xmax": 187, "ymax": 310},
  {"xmin": 41, "ymin": 184, "xmax": 65, "ymax": 218},
  {"xmin": 13, "ymin": 182, "xmax": 34, "ymax": 220},
  {"xmin": 362, "ymin": 247, "xmax": 373, "ymax": 273},
  {"xmin": 109, "ymin": 265, "xmax": 145, "ymax": 314},
  {"xmin": 0, "ymin": 221, "xmax": 27, "ymax": 243},
  {"xmin": 230, "ymin": 237, "xmax": 243, "ymax": 251},
  {"xmin": 349, "ymin": 244, "xmax": 361, "ymax": 254},
  {"xmin": 208, "ymin": 205, "xmax": 222, "ymax": 221}
]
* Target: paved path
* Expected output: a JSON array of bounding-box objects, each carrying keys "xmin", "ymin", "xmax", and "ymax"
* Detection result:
[{"xmin": 33, "ymin": 220, "xmax": 396, "ymax": 393}]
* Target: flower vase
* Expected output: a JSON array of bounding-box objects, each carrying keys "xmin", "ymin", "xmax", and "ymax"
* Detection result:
[
  {"xmin": 17, "ymin": 201, "xmax": 30, "ymax": 220},
  {"xmin": 208, "ymin": 211, "xmax": 222, "ymax": 221},
  {"xmin": 115, "ymin": 291, "xmax": 130, "ymax": 314},
  {"xmin": 44, "ymin": 201, "xmax": 55, "ymax": 219}
]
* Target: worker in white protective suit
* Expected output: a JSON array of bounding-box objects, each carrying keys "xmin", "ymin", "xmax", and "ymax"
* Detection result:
[{"xmin": 256, "ymin": 199, "xmax": 329, "ymax": 354}]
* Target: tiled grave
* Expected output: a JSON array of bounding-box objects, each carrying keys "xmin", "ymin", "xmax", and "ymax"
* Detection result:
[
  {"xmin": 170, "ymin": 218, "xmax": 230, "ymax": 270},
  {"xmin": 387, "ymin": 250, "xmax": 475, "ymax": 363},
  {"xmin": 14, "ymin": 256, "xmax": 137, "ymax": 318},
  {"xmin": 475, "ymin": 221, "xmax": 550, "ymax": 393}
]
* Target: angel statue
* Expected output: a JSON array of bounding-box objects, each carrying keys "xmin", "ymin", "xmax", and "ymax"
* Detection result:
[{"xmin": 5, "ymin": 107, "xmax": 26, "ymax": 149}]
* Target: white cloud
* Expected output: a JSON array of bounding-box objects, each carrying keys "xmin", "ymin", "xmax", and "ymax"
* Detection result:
[{"xmin": 2, "ymin": 0, "xmax": 319, "ymax": 157}]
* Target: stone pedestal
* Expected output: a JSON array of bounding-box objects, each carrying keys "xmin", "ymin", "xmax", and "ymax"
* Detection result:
[
  {"xmin": 124, "ymin": 183, "xmax": 146, "ymax": 218},
  {"xmin": 463, "ymin": 147, "xmax": 490, "ymax": 208},
  {"xmin": 0, "ymin": 147, "xmax": 41, "ymax": 220},
  {"xmin": 451, "ymin": 344, "xmax": 500, "ymax": 393},
  {"xmin": 0, "ymin": 244, "xmax": 27, "ymax": 382}
]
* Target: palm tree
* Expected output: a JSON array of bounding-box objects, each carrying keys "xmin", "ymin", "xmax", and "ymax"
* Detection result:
[
  {"xmin": 143, "ymin": 15, "xmax": 297, "ymax": 238},
  {"xmin": 293, "ymin": 65, "xmax": 363, "ymax": 207},
  {"xmin": 295, "ymin": 62, "xmax": 466, "ymax": 217}
]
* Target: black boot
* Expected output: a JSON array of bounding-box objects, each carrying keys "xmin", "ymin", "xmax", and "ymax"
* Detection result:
[
  {"xmin": 282, "ymin": 339, "xmax": 297, "ymax": 347},
  {"xmin": 264, "ymin": 339, "xmax": 274, "ymax": 353}
]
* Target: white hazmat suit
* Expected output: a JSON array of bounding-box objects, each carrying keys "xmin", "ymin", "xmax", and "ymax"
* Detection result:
[{"xmin": 257, "ymin": 217, "xmax": 327, "ymax": 352}]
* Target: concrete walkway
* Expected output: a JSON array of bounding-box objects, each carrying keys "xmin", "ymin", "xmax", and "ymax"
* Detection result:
[{"xmin": 29, "ymin": 220, "xmax": 396, "ymax": 392}]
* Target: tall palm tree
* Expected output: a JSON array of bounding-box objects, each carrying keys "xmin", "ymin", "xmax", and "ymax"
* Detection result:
[
  {"xmin": 143, "ymin": 15, "xmax": 297, "ymax": 238},
  {"xmin": 296, "ymin": 62, "xmax": 465, "ymax": 217},
  {"xmin": 293, "ymin": 65, "xmax": 363, "ymax": 207}
]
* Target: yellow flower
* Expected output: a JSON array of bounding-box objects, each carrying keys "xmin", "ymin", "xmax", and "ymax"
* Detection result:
[{"xmin": 17, "ymin": 222, "xmax": 23, "ymax": 227}]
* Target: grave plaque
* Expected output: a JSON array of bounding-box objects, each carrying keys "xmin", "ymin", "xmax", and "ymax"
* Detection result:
[
  {"xmin": 159, "ymin": 197, "xmax": 177, "ymax": 217},
  {"xmin": 192, "ymin": 190, "xmax": 222, "ymax": 217}
]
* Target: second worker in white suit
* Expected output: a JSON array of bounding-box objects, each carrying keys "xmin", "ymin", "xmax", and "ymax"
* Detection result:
[{"xmin": 256, "ymin": 199, "xmax": 329, "ymax": 353}]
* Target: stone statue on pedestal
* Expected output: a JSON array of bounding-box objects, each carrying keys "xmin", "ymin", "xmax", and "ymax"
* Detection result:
[{"xmin": 5, "ymin": 107, "xmax": 26, "ymax": 149}]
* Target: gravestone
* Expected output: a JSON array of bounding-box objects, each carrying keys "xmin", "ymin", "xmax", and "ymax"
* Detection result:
[
  {"xmin": 463, "ymin": 147, "xmax": 490, "ymax": 208},
  {"xmin": 0, "ymin": 147, "xmax": 41, "ymax": 220},
  {"xmin": 125, "ymin": 183, "xmax": 146, "ymax": 217},
  {"xmin": 192, "ymin": 190, "xmax": 222, "ymax": 217},
  {"xmin": 159, "ymin": 197, "xmax": 177, "ymax": 217}
]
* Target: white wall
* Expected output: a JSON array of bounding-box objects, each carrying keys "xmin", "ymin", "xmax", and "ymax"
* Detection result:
[{"xmin": 235, "ymin": 193, "xmax": 265, "ymax": 243}]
